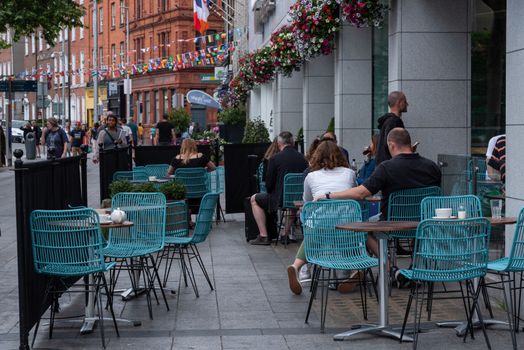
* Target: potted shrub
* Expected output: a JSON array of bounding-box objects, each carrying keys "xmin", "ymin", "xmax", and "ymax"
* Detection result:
[
  {"xmin": 108, "ymin": 180, "xmax": 134, "ymax": 199},
  {"xmin": 218, "ymin": 107, "xmax": 246, "ymax": 143},
  {"xmin": 242, "ymin": 118, "xmax": 270, "ymax": 143},
  {"xmin": 168, "ymin": 107, "xmax": 192, "ymax": 135}
]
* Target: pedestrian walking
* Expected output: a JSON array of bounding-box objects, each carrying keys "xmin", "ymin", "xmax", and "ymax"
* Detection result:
[{"xmin": 41, "ymin": 117, "xmax": 68, "ymax": 159}]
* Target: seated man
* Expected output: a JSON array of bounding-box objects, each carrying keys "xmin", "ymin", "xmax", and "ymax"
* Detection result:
[
  {"xmin": 250, "ymin": 131, "xmax": 308, "ymax": 245},
  {"xmin": 315, "ymin": 128, "xmax": 441, "ymax": 285}
]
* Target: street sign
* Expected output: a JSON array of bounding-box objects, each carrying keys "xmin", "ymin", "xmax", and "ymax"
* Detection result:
[
  {"xmin": 0, "ymin": 80, "xmax": 38, "ymax": 92},
  {"xmin": 186, "ymin": 90, "xmax": 221, "ymax": 110}
]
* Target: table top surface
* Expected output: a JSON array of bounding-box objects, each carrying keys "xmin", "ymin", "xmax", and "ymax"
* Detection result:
[
  {"xmin": 100, "ymin": 220, "xmax": 134, "ymax": 228},
  {"xmin": 336, "ymin": 217, "xmax": 517, "ymax": 232}
]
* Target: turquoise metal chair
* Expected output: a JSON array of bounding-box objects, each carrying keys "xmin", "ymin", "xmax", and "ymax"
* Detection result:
[
  {"xmin": 103, "ymin": 192, "xmax": 169, "ymax": 319},
  {"xmin": 359, "ymin": 200, "xmax": 370, "ymax": 221},
  {"xmin": 420, "ymin": 195, "xmax": 482, "ymax": 220},
  {"xmin": 257, "ymin": 162, "xmax": 266, "ymax": 193},
  {"xmin": 209, "ymin": 166, "xmax": 226, "ymax": 223},
  {"xmin": 399, "ymin": 218, "xmax": 491, "ymax": 349},
  {"xmin": 485, "ymin": 207, "xmax": 524, "ymax": 349},
  {"xmin": 113, "ymin": 169, "xmax": 148, "ymax": 182},
  {"xmin": 278, "ymin": 173, "xmax": 304, "ymax": 244},
  {"xmin": 301, "ymin": 200, "xmax": 378, "ymax": 332},
  {"xmin": 161, "ymin": 193, "xmax": 219, "ymax": 297},
  {"xmin": 174, "ymin": 168, "xmax": 211, "ymax": 199},
  {"xmin": 387, "ymin": 186, "xmax": 442, "ymax": 268},
  {"xmin": 145, "ymin": 164, "xmax": 170, "ymax": 178},
  {"xmin": 30, "ymin": 208, "xmax": 119, "ymax": 348}
]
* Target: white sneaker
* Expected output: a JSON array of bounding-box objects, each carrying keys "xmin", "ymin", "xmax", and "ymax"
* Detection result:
[{"xmin": 299, "ymin": 264, "xmax": 311, "ymax": 281}]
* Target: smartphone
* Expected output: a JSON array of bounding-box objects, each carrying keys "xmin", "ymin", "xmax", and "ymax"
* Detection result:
[{"xmin": 413, "ymin": 141, "xmax": 420, "ymax": 147}]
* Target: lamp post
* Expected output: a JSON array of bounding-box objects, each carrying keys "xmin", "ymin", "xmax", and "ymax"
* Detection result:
[
  {"xmin": 122, "ymin": 3, "xmax": 131, "ymax": 122},
  {"xmin": 93, "ymin": 0, "xmax": 99, "ymax": 122}
]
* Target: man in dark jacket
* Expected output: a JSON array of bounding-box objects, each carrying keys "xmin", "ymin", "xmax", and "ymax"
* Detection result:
[
  {"xmin": 375, "ymin": 91, "xmax": 408, "ymax": 165},
  {"xmin": 250, "ymin": 131, "xmax": 308, "ymax": 245}
]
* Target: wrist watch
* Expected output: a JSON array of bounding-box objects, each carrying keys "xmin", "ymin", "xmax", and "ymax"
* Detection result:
[{"xmin": 325, "ymin": 192, "xmax": 331, "ymax": 199}]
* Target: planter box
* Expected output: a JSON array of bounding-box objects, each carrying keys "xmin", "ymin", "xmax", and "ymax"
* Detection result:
[{"xmin": 219, "ymin": 124, "xmax": 245, "ymax": 144}]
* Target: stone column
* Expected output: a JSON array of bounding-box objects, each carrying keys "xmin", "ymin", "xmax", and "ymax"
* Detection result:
[
  {"xmin": 389, "ymin": 0, "xmax": 471, "ymax": 161},
  {"xmin": 334, "ymin": 24, "xmax": 373, "ymax": 161},
  {"xmin": 505, "ymin": 1, "xmax": 524, "ymax": 246},
  {"xmin": 273, "ymin": 73, "xmax": 304, "ymax": 138},
  {"xmin": 303, "ymin": 54, "xmax": 335, "ymax": 147}
]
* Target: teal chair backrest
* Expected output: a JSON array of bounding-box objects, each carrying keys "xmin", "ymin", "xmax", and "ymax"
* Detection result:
[
  {"xmin": 506, "ymin": 208, "xmax": 524, "ymax": 271},
  {"xmin": 420, "ymin": 195, "xmax": 482, "ymax": 220},
  {"xmin": 209, "ymin": 166, "xmax": 225, "ymax": 194},
  {"xmin": 412, "ymin": 218, "xmax": 490, "ymax": 282},
  {"xmin": 30, "ymin": 208, "xmax": 109, "ymax": 276},
  {"xmin": 257, "ymin": 163, "xmax": 266, "ymax": 193},
  {"xmin": 166, "ymin": 200, "xmax": 188, "ymax": 238},
  {"xmin": 387, "ymin": 186, "xmax": 442, "ymax": 238},
  {"xmin": 174, "ymin": 168, "xmax": 210, "ymax": 199},
  {"xmin": 282, "ymin": 173, "xmax": 305, "ymax": 208},
  {"xmin": 113, "ymin": 170, "xmax": 148, "ymax": 181},
  {"xmin": 189, "ymin": 193, "xmax": 219, "ymax": 244},
  {"xmin": 301, "ymin": 200, "xmax": 365, "ymax": 265},
  {"xmin": 145, "ymin": 164, "xmax": 170, "ymax": 178},
  {"xmin": 109, "ymin": 192, "xmax": 166, "ymax": 253}
]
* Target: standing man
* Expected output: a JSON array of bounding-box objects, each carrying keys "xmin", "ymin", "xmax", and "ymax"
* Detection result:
[
  {"xmin": 41, "ymin": 117, "xmax": 68, "ymax": 159},
  {"xmin": 69, "ymin": 121, "xmax": 86, "ymax": 156},
  {"xmin": 375, "ymin": 91, "xmax": 408, "ymax": 165},
  {"xmin": 128, "ymin": 118, "xmax": 139, "ymax": 147},
  {"xmin": 31, "ymin": 120, "xmax": 42, "ymax": 158},
  {"xmin": 119, "ymin": 116, "xmax": 133, "ymax": 146},
  {"xmin": 155, "ymin": 114, "xmax": 176, "ymax": 145},
  {"xmin": 250, "ymin": 131, "xmax": 309, "ymax": 245}
]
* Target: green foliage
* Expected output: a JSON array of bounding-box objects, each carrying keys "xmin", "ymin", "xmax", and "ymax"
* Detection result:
[
  {"xmin": 159, "ymin": 181, "xmax": 186, "ymax": 201},
  {"xmin": 326, "ymin": 117, "xmax": 335, "ymax": 133},
  {"xmin": 167, "ymin": 108, "xmax": 191, "ymax": 133},
  {"xmin": 296, "ymin": 127, "xmax": 304, "ymax": 143},
  {"xmin": 242, "ymin": 118, "xmax": 270, "ymax": 144},
  {"xmin": 109, "ymin": 180, "xmax": 134, "ymax": 198},
  {"xmin": 132, "ymin": 182, "xmax": 157, "ymax": 193},
  {"xmin": 0, "ymin": 0, "xmax": 85, "ymax": 48},
  {"xmin": 218, "ymin": 108, "xmax": 246, "ymax": 126}
]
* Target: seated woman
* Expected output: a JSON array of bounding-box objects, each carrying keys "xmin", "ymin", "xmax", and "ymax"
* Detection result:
[
  {"xmin": 287, "ymin": 140, "xmax": 357, "ymax": 295},
  {"xmin": 167, "ymin": 138, "xmax": 216, "ymax": 175}
]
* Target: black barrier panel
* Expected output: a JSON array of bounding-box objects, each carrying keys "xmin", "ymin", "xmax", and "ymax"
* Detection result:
[
  {"xmin": 134, "ymin": 144, "xmax": 211, "ymax": 166},
  {"xmin": 14, "ymin": 152, "xmax": 87, "ymax": 350},
  {"xmin": 223, "ymin": 143, "xmax": 270, "ymax": 213},
  {"xmin": 99, "ymin": 146, "xmax": 132, "ymax": 201}
]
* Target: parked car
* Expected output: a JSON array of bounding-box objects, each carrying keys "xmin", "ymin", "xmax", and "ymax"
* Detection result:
[{"xmin": 10, "ymin": 120, "xmax": 26, "ymax": 143}]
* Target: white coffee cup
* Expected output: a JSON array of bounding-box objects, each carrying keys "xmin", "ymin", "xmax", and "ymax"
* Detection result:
[{"xmin": 435, "ymin": 208, "xmax": 452, "ymax": 218}]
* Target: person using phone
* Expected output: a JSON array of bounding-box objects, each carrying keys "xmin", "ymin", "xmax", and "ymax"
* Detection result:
[{"xmin": 93, "ymin": 114, "xmax": 128, "ymax": 163}]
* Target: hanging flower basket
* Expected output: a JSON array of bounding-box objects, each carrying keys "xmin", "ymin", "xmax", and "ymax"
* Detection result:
[
  {"xmin": 340, "ymin": 0, "xmax": 388, "ymax": 28},
  {"xmin": 270, "ymin": 25, "xmax": 302, "ymax": 77},
  {"xmin": 289, "ymin": 0, "xmax": 341, "ymax": 61},
  {"xmin": 250, "ymin": 46, "xmax": 276, "ymax": 85}
]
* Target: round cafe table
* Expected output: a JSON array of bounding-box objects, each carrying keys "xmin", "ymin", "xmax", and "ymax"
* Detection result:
[{"xmin": 334, "ymin": 221, "xmax": 419, "ymax": 342}]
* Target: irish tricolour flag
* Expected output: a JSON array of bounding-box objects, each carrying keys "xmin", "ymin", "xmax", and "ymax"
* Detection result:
[{"xmin": 194, "ymin": 0, "xmax": 210, "ymax": 35}]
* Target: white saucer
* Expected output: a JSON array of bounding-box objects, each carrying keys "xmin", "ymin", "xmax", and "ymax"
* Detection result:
[{"xmin": 432, "ymin": 216, "xmax": 457, "ymax": 219}]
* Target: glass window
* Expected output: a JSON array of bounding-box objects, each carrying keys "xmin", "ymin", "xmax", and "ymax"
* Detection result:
[
  {"xmin": 120, "ymin": 41, "xmax": 125, "ymax": 63},
  {"xmin": 120, "ymin": 0, "xmax": 125, "ymax": 26},
  {"xmin": 111, "ymin": 44, "xmax": 116, "ymax": 64},
  {"xmin": 145, "ymin": 92, "xmax": 150, "ymax": 124},
  {"xmin": 111, "ymin": 3, "xmax": 116, "ymax": 29},
  {"xmin": 71, "ymin": 27, "xmax": 76, "ymax": 41},
  {"xmin": 163, "ymin": 90, "xmax": 168, "ymax": 114},
  {"xmin": 154, "ymin": 91, "xmax": 159, "ymax": 122},
  {"xmin": 99, "ymin": 47, "xmax": 103, "ymax": 66},
  {"xmin": 80, "ymin": 16, "xmax": 85, "ymax": 39},
  {"xmin": 80, "ymin": 51, "xmax": 85, "ymax": 84},
  {"xmin": 136, "ymin": 0, "xmax": 142, "ymax": 19},
  {"xmin": 99, "ymin": 7, "xmax": 103, "ymax": 33},
  {"xmin": 31, "ymin": 34, "xmax": 35, "ymax": 53},
  {"xmin": 38, "ymin": 31, "xmax": 43, "ymax": 51},
  {"xmin": 71, "ymin": 54, "xmax": 76, "ymax": 85}
]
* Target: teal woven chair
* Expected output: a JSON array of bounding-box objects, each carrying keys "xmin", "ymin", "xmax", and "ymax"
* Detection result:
[
  {"xmin": 145, "ymin": 164, "xmax": 170, "ymax": 178},
  {"xmin": 301, "ymin": 200, "xmax": 378, "ymax": 332},
  {"xmin": 174, "ymin": 168, "xmax": 210, "ymax": 199},
  {"xmin": 485, "ymin": 207, "xmax": 524, "ymax": 349},
  {"xmin": 209, "ymin": 166, "xmax": 226, "ymax": 223},
  {"xmin": 278, "ymin": 173, "xmax": 304, "ymax": 244},
  {"xmin": 399, "ymin": 218, "xmax": 491, "ymax": 349},
  {"xmin": 103, "ymin": 192, "xmax": 169, "ymax": 319},
  {"xmin": 30, "ymin": 208, "xmax": 119, "ymax": 348},
  {"xmin": 387, "ymin": 186, "xmax": 441, "ymax": 267},
  {"xmin": 257, "ymin": 163, "xmax": 266, "ymax": 193},
  {"xmin": 420, "ymin": 195, "xmax": 482, "ymax": 220},
  {"xmin": 113, "ymin": 169, "xmax": 148, "ymax": 182},
  {"xmin": 161, "ymin": 193, "xmax": 219, "ymax": 297}
]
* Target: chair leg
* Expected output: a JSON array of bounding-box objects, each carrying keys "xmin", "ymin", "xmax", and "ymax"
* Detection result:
[
  {"xmin": 48, "ymin": 293, "xmax": 58, "ymax": 340},
  {"xmin": 191, "ymin": 244, "xmax": 214, "ymax": 291},
  {"xmin": 467, "ymin": 279, "xmax": 491, "ymax": 350},
  {"xmin": 400, "ymin": 282, "xmax": 416, "ymax": 343},
  {"xmin": 31, "ymin": 280, "xmax": 53, "ymax": 347},
  {"xmin": 320, "ymin": 268, "xmax": 331, "ymax": 333},
  {"xmin": 181, "ymin": 246, "xmax": 200, "ymax": 297},
  {"xmin": 411, "ymin": 282, "xmax": 422, "ymax": 350},
  {"xmin": 426, "ymin": 282, "xmax": 434, "ymax": 321},
  {"xmin": 101, "ymin": 273, "xmax": 120, "ymax": 337},
  {"xmin": 480, "ymin": 277, "xmax": 494, "ymax": 319},
  {"xmin": 501, "ymin": 273, "xmax": 517, "ymax": 350},
  {"xmin": 459, "ymin": 281, "xmax": 474, "ymax": 341},
  {"xmin": 149, "ymin": 254, "xmax": 170, "ymax": 311},
  {"xmin": 358, "ymin": 270, "xmax": 367, "ymax": 320},
  {"xmin": 94, "ymin": 273, "xmax": 106, "ymax": 349},
  {"xmin": 517, "ymin": 272, "xmax": 523, "ymax": 332},
  {"xmin": 305, "ymin": 265, "xmax": 321, "ymax": 324}
]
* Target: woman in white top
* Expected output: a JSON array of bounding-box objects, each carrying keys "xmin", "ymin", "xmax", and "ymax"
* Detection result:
[{"xmin": 287, "ymin": 140, "xmax": 357, "ymax": 295}]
